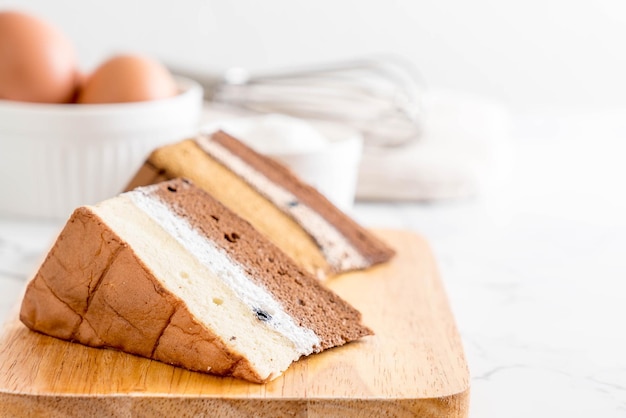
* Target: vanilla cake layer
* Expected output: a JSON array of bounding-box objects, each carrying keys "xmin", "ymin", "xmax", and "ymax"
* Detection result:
[
  {"xmin": 20, "ymin": 179, "xmax": 372, "ymax": 383},
  {"xmin": 126, "ymin": 131, "xmax": 395, "ymax": 279}
]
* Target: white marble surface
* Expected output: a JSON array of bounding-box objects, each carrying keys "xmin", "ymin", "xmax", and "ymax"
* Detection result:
[{"xmin": 1, "ymin": 115, "xmax": 625, "ymax": 417}]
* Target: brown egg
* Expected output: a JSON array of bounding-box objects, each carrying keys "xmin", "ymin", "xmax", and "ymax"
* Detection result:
[
  {"xmin": 77, "ymin": 54, "xmax": 178, "ymax": 104},
  {"xmin": 0, "ymin": 11, "xmax": 79, "ymax": 103}
]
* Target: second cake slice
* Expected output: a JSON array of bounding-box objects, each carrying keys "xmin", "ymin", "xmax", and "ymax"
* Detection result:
[{"xmin": 126, "ymin": 131, "xmax": 394, "ymax": 279}]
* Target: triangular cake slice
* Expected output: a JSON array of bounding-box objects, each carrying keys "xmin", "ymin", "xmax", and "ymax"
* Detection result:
[
  {"xmin": 125, "ymin": 131, "xmax": 394, "ymax": 279},
  {"xmin": 20, "ymin": 178, "xmax": 372, "ymax": 383}
]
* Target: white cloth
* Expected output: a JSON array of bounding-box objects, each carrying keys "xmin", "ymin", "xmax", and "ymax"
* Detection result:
[{"xmin": 356, "ymin": 90, "xmax": 512, "ymax": 201}]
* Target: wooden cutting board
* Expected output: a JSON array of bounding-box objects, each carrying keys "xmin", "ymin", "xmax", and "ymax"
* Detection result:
[{"xmin": 0, "ymin": 229, "xmax": 469, "ymax": 417}]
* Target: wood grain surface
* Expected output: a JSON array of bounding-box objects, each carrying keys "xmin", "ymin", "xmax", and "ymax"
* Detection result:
[{"xmin": 0, "ymin": 229, "xmax": 470, "ymax": 417}]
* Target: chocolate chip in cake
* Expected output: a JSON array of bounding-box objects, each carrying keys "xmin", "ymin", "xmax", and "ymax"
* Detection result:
[
  {"xmin": 254, "ymin": 308, "xmax": 272, "ymax": 322},
  {"xmin": 224, "ymin": 232, "xmax": 240, "ymax": 243}
]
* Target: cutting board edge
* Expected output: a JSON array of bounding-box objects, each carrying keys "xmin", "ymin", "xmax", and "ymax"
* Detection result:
[{"xmin": 0, "ymin": 389, "xmax": 470, "ymax": 418}]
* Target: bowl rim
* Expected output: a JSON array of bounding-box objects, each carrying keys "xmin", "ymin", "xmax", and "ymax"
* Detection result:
[
  {"xmin": 0, "ymin": 76, "xmax": 202, "ymax": 115},
  {"xmin": 0, "ymin": 76, "xmax": 204, "ymax": 136}
]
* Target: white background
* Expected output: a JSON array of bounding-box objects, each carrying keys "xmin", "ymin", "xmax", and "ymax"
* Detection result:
[
  {"xmin": 2, "ymin": 2, "xmax": 626, "ymax": 417},
  {"xmin": 4, "ymin": 0, "xmax": 626, "ymax": 111}
]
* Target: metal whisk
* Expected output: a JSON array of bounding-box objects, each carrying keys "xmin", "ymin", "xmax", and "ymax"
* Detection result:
[{"xmin": 171, "ymin": 56, "xmax": 424, "ymax": 147}]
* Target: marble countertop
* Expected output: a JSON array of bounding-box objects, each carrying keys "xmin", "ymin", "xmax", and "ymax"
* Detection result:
[{"xmin": 1, "ymin": 118, "xmax": 625, "ymax": 417}]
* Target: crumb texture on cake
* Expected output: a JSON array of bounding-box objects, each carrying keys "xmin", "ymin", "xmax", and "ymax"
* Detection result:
[
  {"xmin": 20, "ymin": 179, "xmax": 372, "ymax": 383},
  {"xmin": 126, "ymin": 131, "xmax": 394, "ymax": 278}
]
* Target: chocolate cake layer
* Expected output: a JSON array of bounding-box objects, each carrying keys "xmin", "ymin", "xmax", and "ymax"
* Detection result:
[{"xmin": 149, "ymin": 179, "xmax": 372, "ymax": 349}]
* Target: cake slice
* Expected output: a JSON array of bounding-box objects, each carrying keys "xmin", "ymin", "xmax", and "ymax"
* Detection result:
[
  {"xmin": 125, "ymin": 131, "xmax": 394, "ymax": 279},
  {"xmin": 19, "ymin": 178, "xmax": 372, "ymax": 383}
]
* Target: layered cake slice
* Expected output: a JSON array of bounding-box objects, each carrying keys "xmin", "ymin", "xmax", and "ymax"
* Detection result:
[
  {"xmin": 20, "ymin": 179, "xmax": 372, "ymax": 383},
  {"xmin": 126, "ymin": 131, "xmax": 394, "ymax": 279}
]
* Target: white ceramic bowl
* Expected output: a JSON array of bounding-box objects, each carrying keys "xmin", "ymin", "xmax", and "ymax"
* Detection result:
[
  {"xmin": 202, "ymin": 114, "xmax": 363, "ymax": 211},
  {"xmin": 0, "ymin": 77, "xmax": 203, "ymax": 219}
]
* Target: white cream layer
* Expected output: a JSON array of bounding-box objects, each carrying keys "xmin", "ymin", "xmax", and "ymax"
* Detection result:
[
  {"xmin": 128, "ymin": 186, "xmax": 321, "ymax": 355},
  {"xmin": 196, "ymin": 135, "xmax": 369, "ymax": 271},
  {"xmin": 92, "ymin": 188, "xmax": 320, "ymax": 380}
]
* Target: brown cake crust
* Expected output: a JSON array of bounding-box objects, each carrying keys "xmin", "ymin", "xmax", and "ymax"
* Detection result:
[
  {"xmin": 20, "ymin": 206, "xmax": 261, "ymax": 382},
  {"xmin": 125, "ymin": 161, "xmax": 168, "ymax": 191},
  {"xmin": 210, "ymin": 131, "xmax": 395, "ymax": 266},
  {"xmin": 151, "ymin": 179, "xmax": 373, "ymax": 350}
]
